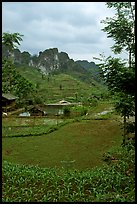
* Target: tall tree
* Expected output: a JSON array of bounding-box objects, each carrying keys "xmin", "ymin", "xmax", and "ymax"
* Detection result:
[
  {"xmin": 2, "ymin": 32, "xmax": 36, "ymax": 107},
  {"xmin": 101, "ymin": 2, "xmax": 135, "ymax": 67},
  {"xmin": 2, "ymin": 32, "xmax": 23, "ymax": 90},
  {"xmin": 2, "ymin": 32, "xmax": 23, "ymax": 59},
  {"xmin": 98, "ymin": 2, "xmax": 135, "ymax": 145}
]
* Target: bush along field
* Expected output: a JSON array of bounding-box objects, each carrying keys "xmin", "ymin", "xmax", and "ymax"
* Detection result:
[{"xmin": 2, "ymin": 142, "xmax": 135, "ymax": 202}]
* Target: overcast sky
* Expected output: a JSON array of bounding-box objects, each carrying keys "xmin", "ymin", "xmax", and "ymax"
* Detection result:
[{"xmin": 2, "ymin": 2, "xmax": 127, "ymax": 62}]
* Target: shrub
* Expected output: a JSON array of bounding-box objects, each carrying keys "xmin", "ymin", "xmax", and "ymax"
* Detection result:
[{"xmin": 63, "ymin": 107, "xmax": 71, "ymax": 116}]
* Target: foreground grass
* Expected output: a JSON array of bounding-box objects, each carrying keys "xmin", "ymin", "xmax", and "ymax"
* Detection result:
[
  {"xmin": 2, "ymin": 119, "xmax": 122, "ymax": 169},
  {"xmin": 2, "ymin": 143, "xmax": 135, "ymax": 202}
]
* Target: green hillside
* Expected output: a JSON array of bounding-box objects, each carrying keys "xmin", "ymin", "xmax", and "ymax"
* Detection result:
[
  {"xmin": 16, "ymin": 65, "xmax": 108, "ymax": 104},
  {"xmin": 3, "ymin": 46, "xmax": 108, "ymax": 106}
]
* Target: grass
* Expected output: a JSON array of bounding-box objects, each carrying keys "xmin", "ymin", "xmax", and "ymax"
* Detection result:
[{"xmin": 2, "ymin": 118, "xmax": 122, "ymax": 170}]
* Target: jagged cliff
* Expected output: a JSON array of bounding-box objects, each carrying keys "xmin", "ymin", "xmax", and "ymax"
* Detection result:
[{"xmin": 2, "ymin": 46, "xmax": 102, "ymax": 83}]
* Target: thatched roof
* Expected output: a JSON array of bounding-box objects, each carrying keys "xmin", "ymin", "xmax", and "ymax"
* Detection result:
[{"xmin": 2, "ymin": 93, "xmax": 18, "ymax": 100}]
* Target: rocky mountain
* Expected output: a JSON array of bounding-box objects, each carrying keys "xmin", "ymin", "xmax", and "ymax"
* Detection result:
[{"xmin": 2, "ymin": 46, "xmax": 102, "ymax": 83}]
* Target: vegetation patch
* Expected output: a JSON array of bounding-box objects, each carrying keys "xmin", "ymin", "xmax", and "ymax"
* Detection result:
[
  {"xmin": 2, "ymin": 142, "xmax": 135, "ymax": 202},
  {"xmin": 2, "ymin": 119, "xmax": 122, "ymax": 169}
]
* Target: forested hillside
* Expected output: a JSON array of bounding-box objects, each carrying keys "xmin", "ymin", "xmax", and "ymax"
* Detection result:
[{"xmin": 2, "ymin": 45, "xmax": 107, "ymax": 107}]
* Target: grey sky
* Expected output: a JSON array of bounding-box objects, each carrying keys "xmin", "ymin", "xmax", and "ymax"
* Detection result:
[{"xmin": 2, "ymin": 2, "xmax": 127, "ymax": 62}]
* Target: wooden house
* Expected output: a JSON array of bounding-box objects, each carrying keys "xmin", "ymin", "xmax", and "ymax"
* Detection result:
[
  {"xmin": 2, "ymin": 93, "xmax": 18, "ymax": 112},
  {"xmin": 28, "ymin": 105, "xmax": 46, "ymax": 116}
]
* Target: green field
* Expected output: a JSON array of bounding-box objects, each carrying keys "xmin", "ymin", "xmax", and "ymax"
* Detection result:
[
  {"xmin": 2, "ymin": 117, "xmax": 134, "ymax": 202},
  {"xmin": 2, "ymin": 103, "xmax": 135, "ymax": 202},
  {"xmin": 2, "ymin": 117, "xmax": 122, "ymax": 169},
  {"xmin": 2, "ymin": 101, "xmax": 122, "ymax": 169}
]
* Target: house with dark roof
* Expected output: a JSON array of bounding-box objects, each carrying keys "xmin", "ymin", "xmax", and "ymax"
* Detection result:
[
  {"xmin": 28, "ymin": 105, "xmax": 46, "ymax": 116},
  {"xmin": 2, "ymin": 93, "xmax": 18, "ymax": 112}
]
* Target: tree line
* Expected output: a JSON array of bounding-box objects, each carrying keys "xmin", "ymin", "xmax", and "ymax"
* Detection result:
[{"xmin": 97, "ymin": 2, "xmax": 135, "ymax": 145}]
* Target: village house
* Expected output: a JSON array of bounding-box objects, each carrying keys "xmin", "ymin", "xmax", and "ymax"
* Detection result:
[
  {"xmin": 28, "ymin": 105, "xmax": 46, "ymax": 116},
  {"xmin": 2, "ymin": 93, "xmax": 18, "ymax": 112},
  {"xmin": 44, "ymin": 100, "xmax": 73, "ymax": 115},
  {"xmin": 28, "ymin": 100, "xmax": 74, "ymax": 116},
  {"xmin": 24, "ymin": 100, "xmax": 80, "ymax": 117}
]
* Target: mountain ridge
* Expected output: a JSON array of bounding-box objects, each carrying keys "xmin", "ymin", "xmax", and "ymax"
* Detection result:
[{"xmin": 2, "ymin": 46, "xmax": 102, "ymax": 83}]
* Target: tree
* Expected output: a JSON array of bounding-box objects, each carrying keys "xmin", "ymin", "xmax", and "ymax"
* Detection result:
[
  {"xmin": 2, "ymin": 32, "xmax": 36, "ymax": 107},
  {"xmin": 101, "ymin": 2, "xmax": 135, "ymax": 67},
  {"xmin": 2, "ymin": 58, "xmax": 36, "ymax": 106},
  {"xmin": 2, "ymin": 32, "xmax": 23, "ymax": 90},
  {"xmin": 2, "ymin": 32, "xmax": 23, "ymax": 59},
  {"xmin": 98, "ymin": 2, "xmax": 135, "ymax": 145}
]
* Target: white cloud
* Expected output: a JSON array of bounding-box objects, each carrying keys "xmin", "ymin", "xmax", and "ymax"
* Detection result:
[{"xmin": 2, "ymin": 2, "xmax": 126, "ymax": 62}]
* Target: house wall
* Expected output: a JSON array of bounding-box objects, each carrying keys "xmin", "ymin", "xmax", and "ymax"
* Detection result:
[
  {"xmin": 2, "ymin": 99, "xmax": 16, "ymax": 112},
  {"xmin": 45, "ymin": 105, "xmax": 64, "ymax": 115}
]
